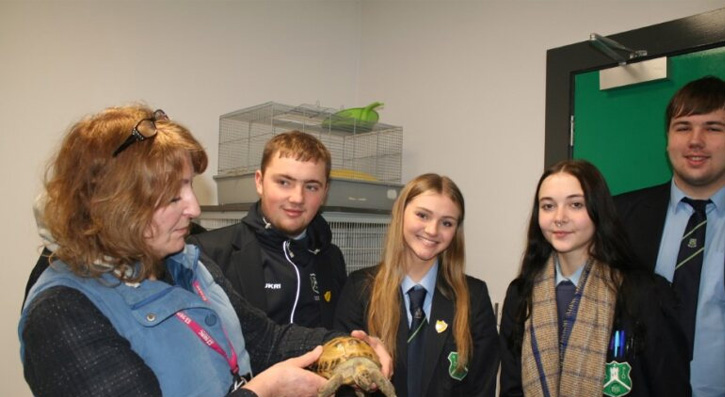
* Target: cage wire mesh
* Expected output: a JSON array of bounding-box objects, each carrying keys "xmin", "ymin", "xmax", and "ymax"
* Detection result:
[
  {"xmin": 327, "ymin": 218, "xmax": 390, "ymax": 274},
  {"xmin": 195, "ymin": 211, "xmax": 390, "ymax": 275},
  {"xmin": 218, "ymin": 102, "xmax": 403, "ymax": 183},
  {"xmin": 196, "ymin": 217, "xmax": 239, "ymax": 231}
]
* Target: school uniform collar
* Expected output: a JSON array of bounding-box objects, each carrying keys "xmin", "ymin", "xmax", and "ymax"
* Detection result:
[
  {"xmin": 401, "ymin": 260, "xmax": 438, "ymax": 294},
  {"xmin": 401, "ymin": 260, "xmax": 438, "ymax": 320},
  {"xmin": 669, "ymin": 180, "xmax": 725, "ymax": 216},
  {"xmin": 555, "ymin": 254, "xmax": 585, "ymax": 287}
]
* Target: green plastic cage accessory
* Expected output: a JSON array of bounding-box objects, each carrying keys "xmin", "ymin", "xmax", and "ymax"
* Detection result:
[{"xmin": 322, "ymin": 102, "xmax": 383, "ymax": 132}]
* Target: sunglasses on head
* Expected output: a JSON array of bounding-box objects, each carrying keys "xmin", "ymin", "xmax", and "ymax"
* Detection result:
[{"xmin": 112, "ymin": 109, "xmax": 169, "ymax": 157}]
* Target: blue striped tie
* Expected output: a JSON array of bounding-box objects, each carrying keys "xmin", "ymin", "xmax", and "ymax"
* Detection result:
[
  {"xmin": 673, "ymin": 198, "xmax": 710, "ymax": 353},
  {"xmin": 407, "ymin": 286, "xmax": 427, "ymax": 397}
]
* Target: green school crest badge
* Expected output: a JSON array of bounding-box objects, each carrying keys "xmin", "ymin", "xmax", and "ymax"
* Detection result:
[
  {"xmin": 447, "ymin": 352, "xmax": 468, "ymax": 380},
  {"xmin": 603, "ymin": 361, "xmax": 632, "ymax": 397}
]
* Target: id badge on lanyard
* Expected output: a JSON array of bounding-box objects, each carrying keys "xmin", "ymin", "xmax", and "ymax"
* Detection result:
[{"xmin": 179, "ymin": 280, "xmax": 253, "ymax": 392}]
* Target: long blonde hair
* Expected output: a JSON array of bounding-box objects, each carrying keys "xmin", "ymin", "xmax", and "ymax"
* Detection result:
[{"xmin": 367, "ymin": 173, "xmax": 471, "ymax": 370}]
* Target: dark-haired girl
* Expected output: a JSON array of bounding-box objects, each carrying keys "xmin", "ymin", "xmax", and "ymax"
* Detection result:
[{"xmin": 499, "ymin": 159, "xmax": 691, "ymax": 397}]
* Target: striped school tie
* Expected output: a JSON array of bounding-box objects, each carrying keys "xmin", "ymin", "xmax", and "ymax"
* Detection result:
[
  {"xmin": 673, "ymin": 197, "xmax": 710, "ymax": 353},
  {"xmin": 407, "ymin": 286, "xmax": 427, "ymax": 397}
]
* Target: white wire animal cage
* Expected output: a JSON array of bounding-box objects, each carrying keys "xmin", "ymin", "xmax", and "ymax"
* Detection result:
[
  {"xmin": 217, "ymin": 102, "xmax": 403, "ymax": 183},
  {"xmin": 205, "ymin": 101, "xmax": 402, "ymax": 274},
  {"xmin": 196, "ymin": 211, "xmax": 389, "ymax": 275}
]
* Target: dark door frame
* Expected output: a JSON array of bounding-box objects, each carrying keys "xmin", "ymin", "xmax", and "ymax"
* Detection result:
[{"xmin": 544, "ymin": 7, "xmax": 725, "ymax": 167}]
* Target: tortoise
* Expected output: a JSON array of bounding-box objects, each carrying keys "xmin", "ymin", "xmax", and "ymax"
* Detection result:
[{"xmin": 315, "ymin": 336, "xmax": 397, "ymax": 397}]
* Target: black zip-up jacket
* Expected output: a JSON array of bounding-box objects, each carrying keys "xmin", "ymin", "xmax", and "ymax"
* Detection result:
[{"xmin": 188, "ymin": 201, "xmax": 347, "ymax": 329}]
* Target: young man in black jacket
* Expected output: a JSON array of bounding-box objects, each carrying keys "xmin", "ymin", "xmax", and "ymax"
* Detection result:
[{"xmin": 189, "ymin": 131, "xmax": 347, "ymax": 329}]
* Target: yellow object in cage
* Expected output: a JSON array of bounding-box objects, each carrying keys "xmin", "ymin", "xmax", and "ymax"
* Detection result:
[{"xmin": 330, "ymin": 169, "xmax": 378, "ymax": 182}]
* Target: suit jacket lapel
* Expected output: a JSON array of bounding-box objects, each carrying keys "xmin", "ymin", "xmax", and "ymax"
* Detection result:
[
  {"xmin": 618, "ymin": 182, "xmax": 670, "ymax": 271},
  {"xmin": 394, "ymin": 297, "xmax": 409, "ymax": 396},
  {"xmin": 420, "ymin": 287, "xmax": 454, "ymax": 397},
  {"xmin": 639, "ymin": 183, "xmax": 670, "ymax": 270}
]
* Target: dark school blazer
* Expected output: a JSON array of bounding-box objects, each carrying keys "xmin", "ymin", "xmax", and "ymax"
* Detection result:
[
  {"xmin": 334, "ymin": 265, "xmax": 500, "ymax": 397},
  {"xmin": 613, "ymin": 182, "xmax": 671, "ymax": 271},
  {"xmin": 498, "ymin": 271, "xmax": 692, "ymax": 397}
]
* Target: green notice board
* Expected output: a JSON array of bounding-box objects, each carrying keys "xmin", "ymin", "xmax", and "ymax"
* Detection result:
[{"xmin": 573, "ymin": 47, "xmax": 725, "ymax": 195}]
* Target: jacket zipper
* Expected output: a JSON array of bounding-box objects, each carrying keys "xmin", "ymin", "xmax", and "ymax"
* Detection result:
[{"xmin": 282, "ymin": 240, "xmax": 301, "ymax": 324}]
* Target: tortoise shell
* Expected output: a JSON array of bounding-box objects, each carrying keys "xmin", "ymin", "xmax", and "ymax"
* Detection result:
[{"xmin": 315, "ymin": 336, "xmax": 381, "ymax": 378}]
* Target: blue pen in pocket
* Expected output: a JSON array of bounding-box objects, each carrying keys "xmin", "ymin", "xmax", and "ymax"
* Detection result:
[{"xmin": 609, "ymin": 329, "xmax": 627, "ymax": 360}]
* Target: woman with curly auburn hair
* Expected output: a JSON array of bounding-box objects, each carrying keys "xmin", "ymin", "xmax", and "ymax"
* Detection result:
[
  {"xmin": 499, "ymin": 159, "xmax": 691, "ymax": 397},
  {"xmin": 334, "ymin": 173, "xmax": 500, "ymax": 397},
  {"xmin": 19, "ymin": 105, "xmax": 390, "ymax": 397},
  {"xmin": 42, "ymin": 106, "xmax": 209, "ymax": 282}
]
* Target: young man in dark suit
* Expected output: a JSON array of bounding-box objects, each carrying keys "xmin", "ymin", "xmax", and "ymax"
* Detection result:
[
  {"xmin": 189, "ymin": 131, "xmax": 347, "ymax": 329},
  {"xmin": 615, "ymin": 76, "xmax": 725, "ymax": 397}
]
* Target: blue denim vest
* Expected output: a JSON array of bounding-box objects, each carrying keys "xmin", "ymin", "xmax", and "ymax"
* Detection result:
[{"xmin": 20, "ymin": 244, "xmax": 252, "ymax": 396}]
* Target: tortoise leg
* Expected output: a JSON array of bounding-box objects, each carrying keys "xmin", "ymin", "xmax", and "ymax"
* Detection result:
[
  {"xmin": 318, "ymin": 374, "xmax": 343, "ymax": 397},
  {"xmin": 366, "ymin": 370, "xmax": 397, "ymax": 397}
]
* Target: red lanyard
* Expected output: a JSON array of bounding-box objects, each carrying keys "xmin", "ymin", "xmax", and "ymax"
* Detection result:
[{"xmin": 175, "ymin": 281, "xmax": 240, "ymax": 378}]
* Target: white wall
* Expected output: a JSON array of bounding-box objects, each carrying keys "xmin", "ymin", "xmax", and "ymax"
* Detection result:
[
  {"xmin": 1, "ymin": 1, "xmax": 723, "ymax": 395},
  {"xmin": 355, "ymin": 0, "xmax": 725, "ymax": 319}
]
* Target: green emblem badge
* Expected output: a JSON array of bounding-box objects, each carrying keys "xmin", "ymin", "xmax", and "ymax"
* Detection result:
[
  {"xmin": 603, "ymin": 361, "xmax": 632, "ymax": 397},
  {"xmin": 447, "ymin": 352, "xmax": 468, "ymax": 380}
]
